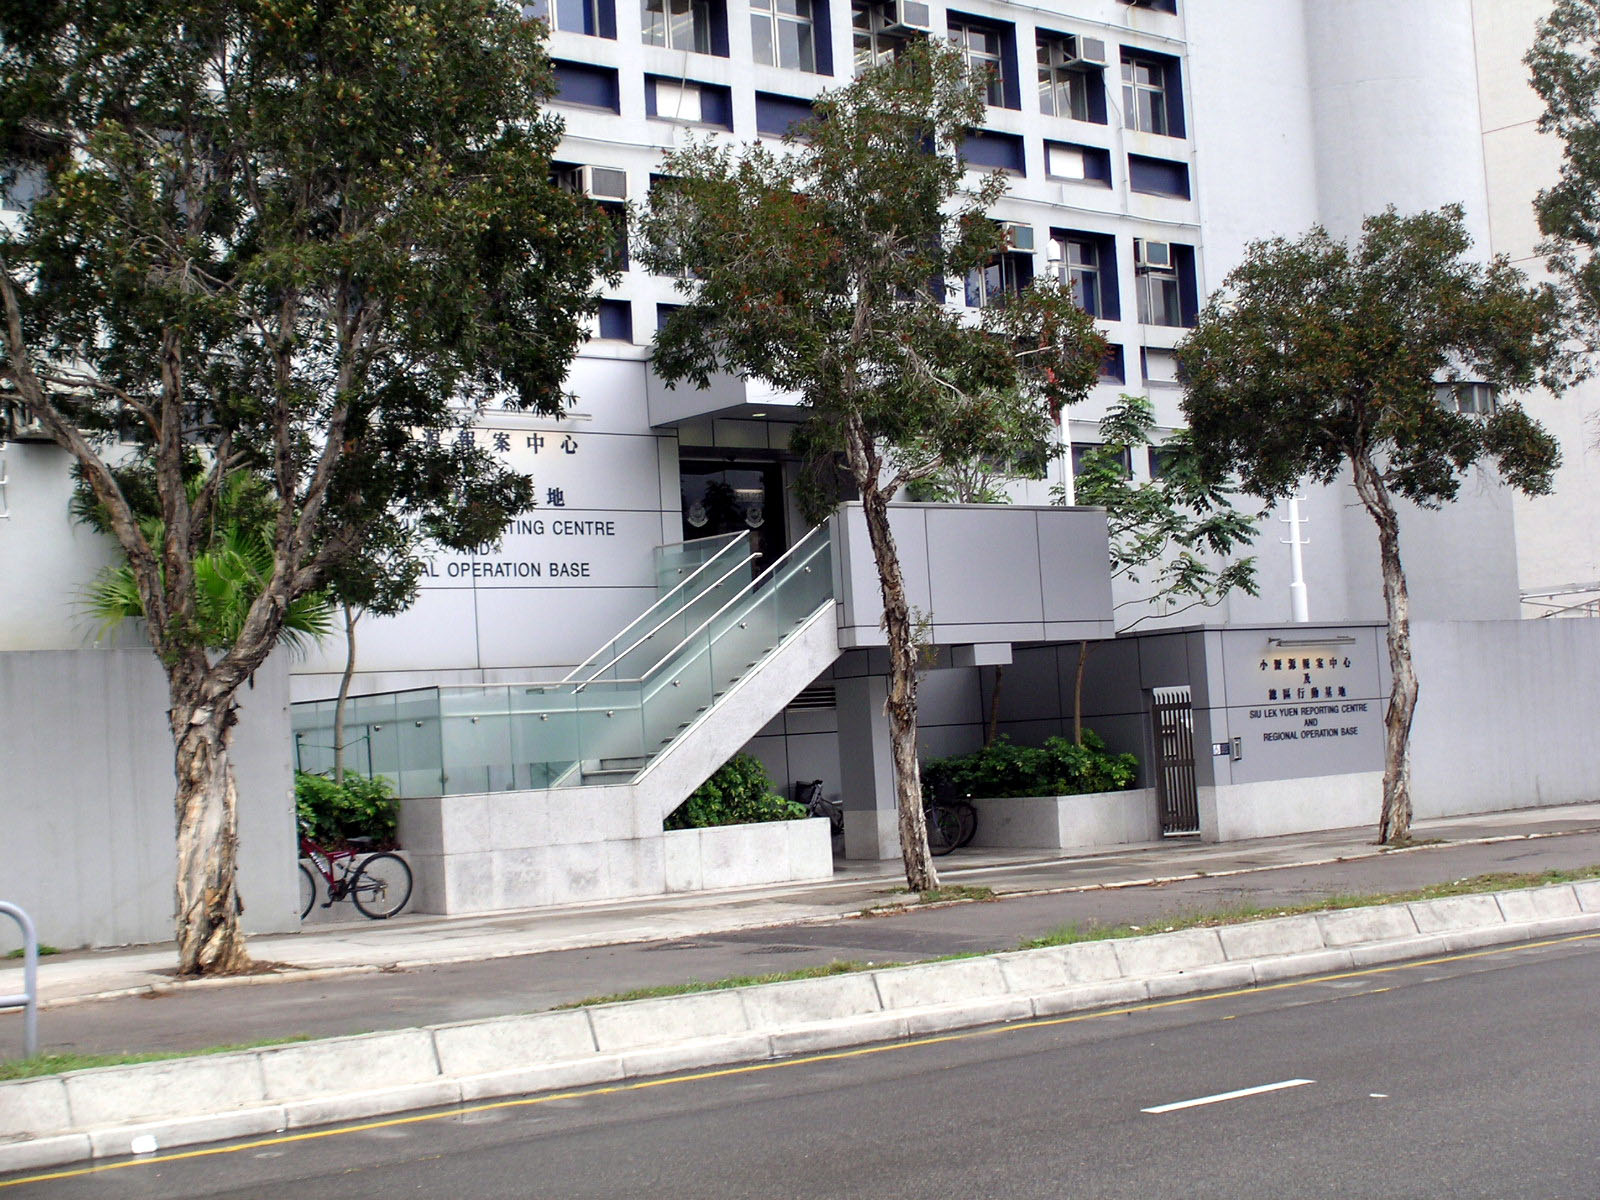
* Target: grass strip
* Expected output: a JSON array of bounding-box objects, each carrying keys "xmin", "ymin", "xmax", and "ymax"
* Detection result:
[
  {"xmin": 0, "ymin": 1035, "xmax": 316, "ymax": 1083},
  {"xmin": 4, "ymin": 945, "xmax": 60, "ymax": 960},
  {"xmin": 1017, "ymin": 865, "xmax": 1600, "ymax": 949}
]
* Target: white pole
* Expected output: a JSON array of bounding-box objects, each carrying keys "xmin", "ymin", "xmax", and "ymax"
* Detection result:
[{"xmin": 1283, "ymin": 496, "xmax": 1310, "ymax": 623}]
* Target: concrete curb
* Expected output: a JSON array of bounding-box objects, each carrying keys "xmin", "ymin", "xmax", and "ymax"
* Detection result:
[{"xmin": 4, "ymin": 880, "xmax": 1598, "ymax": 1174}]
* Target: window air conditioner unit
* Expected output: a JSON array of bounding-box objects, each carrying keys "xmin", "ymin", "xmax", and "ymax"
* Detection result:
[
  {"xmin": 2, "ymin": 401, "xmax": 50, "ymax": 442},
  {"xmin": 577, "ymin": 165, "xmax": 628, "ymax": 202},
  {"xmin": 884, "ymin": 0, "xmax": 931, "ymax": 34},
  {"xmin": 1135, "ymin": 239, "xmax": 1172, "ymax": 269},
  {"xmin": 1070, "ymin": 35, "xmax": 1108, "ymax": 69},
  {"xmin": 1001, "ymin": 221, "xmax": 1035, "ymax": 253}
]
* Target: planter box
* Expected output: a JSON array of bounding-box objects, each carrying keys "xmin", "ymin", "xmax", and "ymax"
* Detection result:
[
  {"xmin": 970, "ymin": 788, "xmax": 1160, "ymax": 850},
  {"xmin": 397, "ymin": 790, "xmax": 834, "ymax": 915}
]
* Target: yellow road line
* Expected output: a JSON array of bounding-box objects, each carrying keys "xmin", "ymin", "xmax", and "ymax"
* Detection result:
[{"xmin": 5, "ymin": 929, "xmax": 1595, "ymax": 1190}]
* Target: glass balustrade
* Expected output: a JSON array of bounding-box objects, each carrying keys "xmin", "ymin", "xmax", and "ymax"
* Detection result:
[{"xmin": 290, "ymin": 525, "xmax": 834, "ymax": 798}]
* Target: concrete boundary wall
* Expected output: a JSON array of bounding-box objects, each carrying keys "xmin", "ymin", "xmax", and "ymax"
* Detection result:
[
  {"xmin": 1410, "ymin": 620, "xmax": 1600, "ymax": 817},
  {"xmin": 4, "ymin": 881, "xmax": 1596, "ymax": 1171},
  {"xmin": 0, "ymin": 651, "xmax": 299, "ymax": 953}
]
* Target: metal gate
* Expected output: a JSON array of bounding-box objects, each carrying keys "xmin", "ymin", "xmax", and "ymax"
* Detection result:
[{"xmin": 1151, "ymin": 686, "xmax": 1199, "ymax": 835}]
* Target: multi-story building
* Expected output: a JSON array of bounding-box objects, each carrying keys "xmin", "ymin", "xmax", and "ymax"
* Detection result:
[{"xmin": 12, "ymin": 0, "xmax": 1594, "ymax": 943}]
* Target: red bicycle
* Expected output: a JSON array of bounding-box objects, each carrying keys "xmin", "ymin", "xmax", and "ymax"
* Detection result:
[{"xmin": 298, "ymin": 826, "xmax": 413, "ymax": 920}]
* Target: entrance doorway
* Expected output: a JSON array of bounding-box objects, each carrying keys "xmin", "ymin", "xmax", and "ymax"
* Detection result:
[{"xmin": 679, "ymin": 459, "xmax": 788, "ymax": 566}]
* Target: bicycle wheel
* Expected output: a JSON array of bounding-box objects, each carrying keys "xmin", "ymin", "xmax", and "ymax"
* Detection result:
[
  {"xmin": 298, "ymin": 863, "xmax": 317, "ymax": 920},
  {"xmin": 952, "ymin": 800, "xmax": 978, "ymax": 849},
  {"xmin": 350, "ymin": 853, "xmax": 413, "ymax": 919},
  {"xmin": 925, "ymin": 804, "xmax": 960, "ymax": 857}
]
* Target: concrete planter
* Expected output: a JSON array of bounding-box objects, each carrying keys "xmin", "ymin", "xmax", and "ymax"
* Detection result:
[
  {"xmin": 398, "ymin": 789, "xmax": 834, "ymax": 915},
  {"xmin": 969, "ymin": 788, "xmax": 1160, "ymax": 850}
]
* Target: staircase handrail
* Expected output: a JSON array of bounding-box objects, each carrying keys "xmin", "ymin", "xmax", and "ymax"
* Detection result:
[
  {"xmin": 572, "ymin": 522, "xmax": 831, "ymax": 693},
  {"xmin": 570, "ymin": 548, "xmax": 765, "ymax": 687},
  {"xmin": 559, "ymin": 531, "xmax": 750, "ymax": 683}
]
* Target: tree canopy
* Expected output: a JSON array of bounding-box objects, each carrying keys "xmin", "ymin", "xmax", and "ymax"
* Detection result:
[
  {"xmin": 1178, "ymin": 205, "xmax": 1569, "ymax": 844},
  {"xmin": 1528, "ymin": 0, "xmax": 1600, "ymax": 345},
  {"xmin": 0, "ymin": 0, "xmax": 614, "ymax": 972}
]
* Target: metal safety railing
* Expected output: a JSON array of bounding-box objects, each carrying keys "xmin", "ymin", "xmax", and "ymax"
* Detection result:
[{"xmin": 0, "ymin": 901, "xmax": 39, "ymax": 1059}]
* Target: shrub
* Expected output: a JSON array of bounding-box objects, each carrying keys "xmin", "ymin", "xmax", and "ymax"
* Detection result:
[
  {"xmin": 295, "ymin": 771, "xmax": 400, "ymax": 847},
  {"xmin": 664, "ymin": 754, "xmax": 807, "ymax": 830},
  {"xmin": 923, "ymin": 731, "xmax": 1138, "ymax": 800}
]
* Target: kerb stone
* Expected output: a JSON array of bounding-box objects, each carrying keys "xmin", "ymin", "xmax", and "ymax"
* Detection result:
[{"xmin": 431, "ymin": 1010, "xmax": 596, "ymax": 1078}]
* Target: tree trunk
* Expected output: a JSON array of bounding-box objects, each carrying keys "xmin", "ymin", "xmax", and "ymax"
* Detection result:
[
  {"xmin": 170, "ymin": 686, "xmax": 253, "ymax": 976},
  {"xmin": 1072, "ymin": 641, "xmax": 1094, "ymax": 746},
  {"xmin": 1350, "ymin": 455, "xmax": 1417, "ymax": 845},
  {"xmin": 333, "ymin": 602, "xmax": 359, "ymax": 784},
  {"xmin": 985, "ymin": 664, "xmax": 1005, "ymax": 746},
  {"xmin": 859, "ymin": 482, "xmax": 938, "ymax": 892}
]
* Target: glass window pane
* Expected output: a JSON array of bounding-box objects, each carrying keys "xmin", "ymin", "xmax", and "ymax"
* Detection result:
[{"xmin": 752, "ymin": 12, "xmax": 774, "ymax": 63}]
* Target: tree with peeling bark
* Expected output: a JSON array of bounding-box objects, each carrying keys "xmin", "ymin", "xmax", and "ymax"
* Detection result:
[
  {"xmin": 0, "ymin": 0, "xmax": 612, "ymax": 974},
  {"xmin": 1178, "ymin": 206, "xmax": 1571, "ymax": 845},
  {"xmin": 637, "ymin": 43, "xmax": 1104, "ymax": 890}
]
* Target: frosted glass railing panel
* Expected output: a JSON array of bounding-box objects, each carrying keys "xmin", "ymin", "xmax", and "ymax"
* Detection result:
[
  {"xmin": 639, "ymin": 632, "xmax": 716, "ymax": 754},
  {"xmin": 394, "ymin": 690, "xmax": 446, "ymax": 797},
  {"xmin": 506, "ymin": 687, "xmax": 580, "ymax": 789},
  {"xmin": 654, "ymin": 532, "xmax": 744, "ymax": 595},
  {"xmin": 601, "ymin": 560, "xmax": 755, "ymax": 683},
  {"xmin": 571, "ymin": 681, "xmax": 646, "ymax": 765},
  {"xmin": 355, "ymin": 693, "xmax": 403, "ymax": 792},
  {"xmin": 439, "ymin": 688, "xmax": 517, "ymax": 794},
  {"xmin": 577, "ymin": 534, "xmax": 752, "ymax": 685}
]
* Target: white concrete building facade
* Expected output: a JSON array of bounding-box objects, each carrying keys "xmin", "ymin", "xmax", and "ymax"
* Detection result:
[{"xmin": 7, "ymin": 0, "xmax": 1597, "ymax": 945}]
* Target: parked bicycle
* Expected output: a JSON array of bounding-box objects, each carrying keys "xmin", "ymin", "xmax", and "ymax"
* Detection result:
[
  {"xmin": 795, "ymin": 778, "xmax": 844, "ymax": 835},
  {"xmin": 298, "ymin": 825, "xmax": 413, "ymax": 920},
  {"xmin": 924, "ymin": 802, "xmax": 964, "ymax": 856}
]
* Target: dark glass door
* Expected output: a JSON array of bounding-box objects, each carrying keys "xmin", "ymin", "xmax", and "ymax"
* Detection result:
[{"xmin": 680, "ymin": 460, "xmax": 788, "ymax": 566}]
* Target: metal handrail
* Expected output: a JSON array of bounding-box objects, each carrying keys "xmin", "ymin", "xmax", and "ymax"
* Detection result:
[
  {"xmin": 0, "ymin": 901, "xmax": 38, "ymax": 1059},
  {"xmin": 559, "ymin": 532, "xmax": 751, "ymax": 683},
  {"xmin": 594, "ymin": 522, "xmax": 832, "ymax": 690},
  {"xmin": 571, "ymin": 551, "xmax": 764, "ymax": 687}
]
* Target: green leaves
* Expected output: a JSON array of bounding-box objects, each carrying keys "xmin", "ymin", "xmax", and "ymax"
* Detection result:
[
  {"xmin": 637, "ymin": 40, "xmax": 1104, "ymax": 505},
  {"xmin": 662, "ymin": 754, "xmax": 804, "ymax": 830},
  {"xmin": 0, "ymin": 0, "xmax": 611, "ymax": 675},
  {"xmin": 1178, "ymin": 206, "xmax": 1568, "ymax": 509}
]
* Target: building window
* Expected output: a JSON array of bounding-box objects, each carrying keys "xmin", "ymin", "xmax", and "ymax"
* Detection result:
[
  {"xmin": 1436, "ymin": 382, "xmax": 1497, "ymax": 415},
  {"xmin": 1037, "ymin": 35, "xmax": 1096, "ymax": 122},
  {"xmin": 852, "ymin": 0, "xmax": 913, "ymax": 72},
  {"xmin": 596, "ymin": 299, "xmax": 633, "ymax": 341},
  {"xmin": 525, "ymin": 0, "xmax": 615, "ymax": 37},
  {"xmin": 1121, "ymin": 51, "xmax": 1181, "ymax": 136},
  {"xmin": 1044, "ymin": 141, "xmax": 1112, "ymax": 185},
  {"xmin": 1128, "ymin": 154, "xmax": 1190, "ymax": 199},
  {"xmin": 966, "ymin": 226, "xmax": 1033, "ymax": 308},
  {"xmin": 1135, "ymin": 239, "xmax": 1194, "ymax": 327},
  {"xmin": 756, "ymin": 92, "xmax": 815, "ymax": 137},
  {"xmin": 646, "ymin": 77, "xmax": 735, "ymax": 128},
  {"xmin": 752, "ymin": 0, "xmax": 816, "ymax": 71},
  {"xmin": 643, "ymin": 0, "xmax": 714, "ymax": 53},
  {"xmin": 1048, "ymin": 234, "xmax": 1102, "ymax": 317},
  {"xmin": 949, "ymin": 19, "xmax": 1008, "ymax": 107},
  {"xmin": 1071, "ymin": 442, "xmax": 1132, "ymax": 479}
]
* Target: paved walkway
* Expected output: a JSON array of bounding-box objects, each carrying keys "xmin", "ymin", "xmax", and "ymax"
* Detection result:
[{"xmin": 3, "ymin": 803, "xmax": 1598, "ymax": 1057}]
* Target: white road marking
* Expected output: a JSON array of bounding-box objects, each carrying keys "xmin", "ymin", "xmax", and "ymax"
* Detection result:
[{"xmin": 1142, "ymin": 1078, "xmax": 1315, "ymax": 1114}]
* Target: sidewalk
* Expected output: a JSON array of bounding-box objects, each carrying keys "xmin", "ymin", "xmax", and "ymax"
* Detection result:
[{"xmin": 4, "ymin": 802, "xmax": 1598, "ymax": 1054}]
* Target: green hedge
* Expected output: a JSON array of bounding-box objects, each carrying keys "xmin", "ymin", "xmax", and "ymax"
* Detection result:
[
  {"xmin": 295, "ymin": 771, "xmax": 400, "ymax": 847},
  {"xmin": 664, "ymin": 754, "xmax": 807, "ymax": 831},
  {"xmin": 922, "ymin": 731, "xmax": 1138, "ymax": 801}
]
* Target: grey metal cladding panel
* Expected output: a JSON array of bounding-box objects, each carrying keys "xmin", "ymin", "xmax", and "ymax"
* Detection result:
[
  {"xmin": 1077, "ymin": 638, "xmax": 1145, "ymax": 719},
  {"xmin": 645, "ymin": 366, "xmax": 751, "ymax": 426},
  {"xmin": 1037, "ymin": 508, "xmax": 1114, "ymax": 624},
  {"xmin": 1000, "ymin": 645, "xmax": 1068, "ymax": 724},
  {"xmin": 924, "ymin": 506, "xmax": 1045, "ymax": 626},
  {"xmin": 1041, "ymin": 619, "xmax": 1115, "ymax": 643},
  {"xmin": 1216, "ymin": 625, "xmax": 1385, "ymax": 708},
  {"xmin": 837, "ymin": 506, "xmax": 933, "ymax": 633},
  {"xmin": 1134, "ymin": 632, "xmax": 1194, "ymax": 690}
]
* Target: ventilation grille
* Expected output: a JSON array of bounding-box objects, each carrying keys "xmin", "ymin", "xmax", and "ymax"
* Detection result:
[{"xmin": 787, "ymin": 685, "xmax": 837, "ymax": 711}]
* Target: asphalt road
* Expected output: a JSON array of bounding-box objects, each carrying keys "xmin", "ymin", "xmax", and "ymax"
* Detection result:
[
  {"xmin": 17, "ymin": 831, "xmax": 1600, "ymax": 1057},
  {"xmin": 7, "ymin": 932, "xmax": 1598, "ymax": 1198}
]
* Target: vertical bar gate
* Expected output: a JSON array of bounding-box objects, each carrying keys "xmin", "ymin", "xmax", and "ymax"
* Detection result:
[{"xmin": 1151, "ymin": 686, "xmax": 1200, "ymax": 835}]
